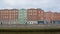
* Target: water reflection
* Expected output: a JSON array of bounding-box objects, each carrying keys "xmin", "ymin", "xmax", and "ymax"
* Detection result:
[{"xmin": 0, "ymin": 32, "xmax": 60, "ymax": 34}]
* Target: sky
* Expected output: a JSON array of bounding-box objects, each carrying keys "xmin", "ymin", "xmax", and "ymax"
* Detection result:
[{"xmin": 0, "ymin": 0, "xmax": 60, "ymax": 12}]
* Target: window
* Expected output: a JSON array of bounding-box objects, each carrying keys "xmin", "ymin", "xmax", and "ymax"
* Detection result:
[
  {"xmin": 33, "ymin": 13, "xmax": 37, "ymax": 15},
  {"xmin": 20, "ymin": 14, "xmax": 23, "ymax": 15},
  {"xmin": 10, "ymin": 15, "xmax": 11, "ymax": 18},
  {"xmin": 29, "ymin": 13, "xmax": 32, "ymax": 15},
  {"xmin": 20, "ymin": 17, "xmax": 23, "ymax": 18},
  {"xmin": 15, "ymin": 11, "xmax": 17, "ymax": 12},
  {"xmin": 20, "ymin": 11, "xmax": 23, "ymax": 12},
  {"xmin": 24, "ymin": 11, "xmax": 26, "ymax": 12},
  {"xmin": 24, "ymin": 13, "xmax": 27, "ymax": 14},
  {"xmin": 41, "ymin": 17, "xmax": 43, "ymax": 20},
  {"xmin": 33, "ymin": 11, "xmax": 37, "ymax": 13},
  {"xmin": 6, "ymin": 16, "xmax": 8, "ymax": 18},
  {"xmin": 38, "ymin": 14, "xmax": 41, "ymax": 16},
  {"xmin": 29, "ymin": 10, "xmax": 32, "ymax": 12},
  {"xmin": 24, "ymin": 16, "xmax": 26, "ymax": 17},
  {"xmin": 5, "ymin": 16, "xmax": 6, "ymax": 18},
  {"xmin": 39, "ymin": 11, "xmax": 41, "ymax": 13}
]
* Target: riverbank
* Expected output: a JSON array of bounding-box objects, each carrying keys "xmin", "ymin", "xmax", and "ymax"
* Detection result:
[{"xmin": 0, "ymin": 28, "xmax": 60, "ymax": 32}]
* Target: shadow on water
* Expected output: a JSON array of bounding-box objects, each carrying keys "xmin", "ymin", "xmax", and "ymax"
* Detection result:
[
  {"xmin": 0, "ymin": 29, "xmax": 60, "ymax": 34},
  {"xmin": 0, "ymin": 32, "xmax": 60, "ymax": 34}
]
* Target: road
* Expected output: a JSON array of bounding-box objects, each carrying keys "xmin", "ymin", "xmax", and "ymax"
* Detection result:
[{"xmin": 0, "ymin": 24, "xmax": 60, "ymax": 29}]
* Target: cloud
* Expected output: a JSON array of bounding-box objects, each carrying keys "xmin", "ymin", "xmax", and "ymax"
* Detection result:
[
  {"xmin": 0, "ymin": 0, "xmax": 60, "ymax": 12},
  {"xmin": 3, "ymin": 0, "xmax": 16, "ymax": 6}
]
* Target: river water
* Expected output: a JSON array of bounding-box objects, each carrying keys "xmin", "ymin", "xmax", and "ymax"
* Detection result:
[{"xmin": 0, "ymin": 32, "xmax": 60, "ymax": 34}]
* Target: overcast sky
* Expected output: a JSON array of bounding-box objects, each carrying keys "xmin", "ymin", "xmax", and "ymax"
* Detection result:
[{"xmin": 0, "ymin": 0, "xmax": 60, "ymax": 12}]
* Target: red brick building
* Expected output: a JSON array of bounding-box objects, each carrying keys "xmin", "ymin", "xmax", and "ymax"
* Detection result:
[
  {"xmin": 27, "ymin": 8, "xmax": 38, "ymax": 21},
  {"xmin": 44, "ymin": 12, "xmax": 60, "ymax": 21},
  {"xmin": 37, "ymin": 9, "xmax": 44, "ymax": 20},
  {"xmin": 27, "ymin": 8, "xmax": 60, "ymax": 24},
  {"xmin": 27, "ymin": 8, "xmax": 44, "ymax": 21},
  {"xmin": 54, "ymin": 12, "xmax": 60, "ymax": 20},
  {"xmin": 44, "ymin": 11, "xmax": 55, "ymax": 24},
  {"xmin": 45, "ymin": 11, "xmax": 54, "ymax": 20},
  {"xmin": 0, "ymin": 8, "xmax": 60, "ymax": 24},
  {"xmin": 0, "ymin": 9, "xmax": 18, "ymax": 24}
]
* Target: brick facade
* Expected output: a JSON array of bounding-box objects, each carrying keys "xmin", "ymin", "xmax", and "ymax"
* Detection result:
[
  {"xmin": 27, "ymin": 9, "xmax": 60, "ymax": 24},
  {"xmin": 0, "ymin": 9, "xmax": 60, "ymax": 24},
  {"xmin": 54, "ymin": 13, "xmax": 60, "ymax": 20},
  {"xmin": 0, "ymin": 9, "xmax": 18, "ymax": 24},
  {"xmin": 37, "ymin": 9, "xmax": 44, "ymax": 20},
  {"xmin": 27, "ymin": 8, "xmax": 38, "ymax": 21}
]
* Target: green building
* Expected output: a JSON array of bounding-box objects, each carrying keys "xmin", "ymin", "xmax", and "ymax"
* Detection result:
[{"xmin": 18, "ymin": 9, "xmax": 27, "ymax": 24}]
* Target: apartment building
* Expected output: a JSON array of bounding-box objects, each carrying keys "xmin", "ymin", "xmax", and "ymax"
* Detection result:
[
  {"xmin": 37, "ymin": 9, "xmax": 44, "ymax": 20},
  {"xmin": 18, "ymin": 9, "xmax": 27, "ymax": 24},
  {"xmin": 0, "ymin": 9, "xmax": 18, "ymax": 24},
  {"xmin": 54, "ymin": 12, "xmax": 60, "ymax": 20},
  {"xmin": 27, "ymin": 8, "xmax": 38, "ymax": 21},
  {"xmin": 44, "ymin": 11, "xmax": 55, "ymax": 24},
  {"xmin": 0, "ymin": 8, "xmax": 60, "ymax": 24},
  {"xmin": 27, "ymin": 8, "xmax": 38, "ymax": 24}
]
